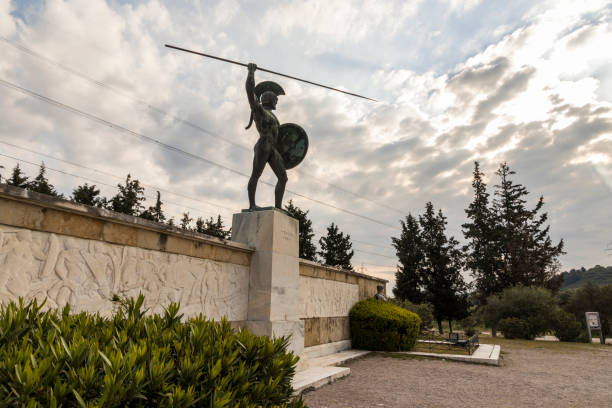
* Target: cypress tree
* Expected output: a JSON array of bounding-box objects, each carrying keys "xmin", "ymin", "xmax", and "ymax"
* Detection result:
[
  {"xmin": 140, "ymin": 191, "xmax": 166, "ymax": 223},
  {"xmin": 195, "ymin": 215, "xmax": 231, "ymax": 239},
  {"xmin": 318, "ymin": 222, "xmax": 354, "ymax": 270},
  {"xmin": 462, "ymin": 162, "xmax": 500, "ymax": 304},
  {"xmin": 109, "ymin": 174, "xmax": 145, "ymax": 216},
  {"xmin": 180, "ymin": 212, "xmax": 193, "ymax": 230},
  {"xmin": 72, "ymin": 183, "xmax": 103, "ymax": 207},
  {"xmin": 6, "ymin": 164, "xmax": 29, "ymax": 188},
  {"xmin": 284, "ymin": 200, "xmax": 317, "ymax": 261},
  {"xmin": 492, "ymin": 162, "xmax": 564, "ymax": 291},
  {"xmin": 392, "ymin": 213, "xmax": 424, "ymax": 303},
  {"xmin": 29, "ymin": 162, "xmax": 61, "ymax": 197},
  {"xmin": 419, "ymin": 202, "xmax": 469, "ymax": 333}
]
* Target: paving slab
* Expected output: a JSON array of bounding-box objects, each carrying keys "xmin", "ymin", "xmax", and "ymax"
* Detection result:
[
  {"xmin": 292, "ymin": 366, "xmax": 351, "ymax": 395},
  {"xmin": 293, "ymin": 347, "xmax": 371, "ymax": 394},
  {"xmin": 395, "ymin": 344, "xmax": 501, "ymax": 366}
]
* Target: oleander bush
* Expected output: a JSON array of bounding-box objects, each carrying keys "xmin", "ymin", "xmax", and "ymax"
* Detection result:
[
  {"xmin": 497, "ymin": 317, "xmax": 531, "ymax": 339},
  {"xmin": 458, "ymin": 315, "xmax": 479, "ymax": 337},
  {"xmin": 482, "ymin": 286, "xmax": 558, "ymax": 339},
  {"xmin": 349, "ymin": 298, "xmax": 421, "ymax": 351},
  {"xmin": 390, "ymin": 299, "xmax": 434, "ymax": 330},
  {"xmin": 0, "ymin": 295, "xmax": 305, "ymax": 407}
]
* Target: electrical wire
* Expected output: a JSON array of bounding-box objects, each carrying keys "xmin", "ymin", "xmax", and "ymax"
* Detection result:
[
  {"xmin": 0, "ymin": 140, "xmax": 239, "ymax": 214},
  {"xmin": 1, "ymin": 37, "xmax": 405, "ymax": 214},
  {"xmin": 0, "ymin": 78, "xmax": 400, "ymax": 230},
  {"xmin": 2, "ymin": 140, "xmax": 400, "ymax": 253},
  {"xmin": 353, "ymin": 248, "xmax": 396, "ymax": 260},
  {"xmin": 0, "ymin": 153, "xmax": 233, "ymax": 221}
]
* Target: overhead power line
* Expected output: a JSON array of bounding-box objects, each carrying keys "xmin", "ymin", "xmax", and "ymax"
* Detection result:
[
  {"xmin": 1, "ymin": 37, "xmax": 405, "ymax": 214},
  {"xmin": 0, "ymin": 140, "xmax": 239, "ymax": 214},
  {"xmin": 2, "ymin": 140, "xmax": 395, "ymax": 252},
  {"xmin": 353, "ymin": 248, "xmax": 396, "ymax": 260},
  {"xmin": 0, "ymin": 78, "xmax": 399, "ymax": 230},
  {"xmin": 0, "ymin": 153, "xmax": 233, "ymax": 221}
]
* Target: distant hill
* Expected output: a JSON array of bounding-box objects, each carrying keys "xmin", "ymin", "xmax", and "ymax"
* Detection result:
[{"xmin": 560, "ymin": 265, "xmax": 612, "ymax": 290}]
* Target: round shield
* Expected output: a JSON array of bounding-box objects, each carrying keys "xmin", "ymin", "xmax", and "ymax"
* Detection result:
[{"xmin": 278, "ymin": 123, "xmax": 309, "ymax": 170}]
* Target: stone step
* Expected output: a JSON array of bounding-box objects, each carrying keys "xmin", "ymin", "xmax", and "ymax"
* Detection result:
[
  {"xmin": 301, "ymin": 340, "xmax": 352, "ymax": 361},
  {"xmin": 292, "ymin": 366, "xmax": 351, "ymax": 395},
  {"xmin": 305, "ymin": 349, "xmax": 371, "ymax": 369}
]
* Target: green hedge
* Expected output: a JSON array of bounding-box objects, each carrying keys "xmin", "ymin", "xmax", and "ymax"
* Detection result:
[
  {"xmin": 0, "ymin": 295, "xmax": 305, "ymax": 407},
  {"xmin": 349, "ymin": 299, "xmax": 421, "ymax": 351}
]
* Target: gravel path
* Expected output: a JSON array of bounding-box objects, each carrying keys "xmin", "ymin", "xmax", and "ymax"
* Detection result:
[{"xmin": 303, "ymin": 343, "xmax": 612, "ymax": 408}]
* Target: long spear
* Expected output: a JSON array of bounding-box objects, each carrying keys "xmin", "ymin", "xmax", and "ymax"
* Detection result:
[{"xmin": 165, "ymin": 44, "xmax": 378, "ymax": 102}]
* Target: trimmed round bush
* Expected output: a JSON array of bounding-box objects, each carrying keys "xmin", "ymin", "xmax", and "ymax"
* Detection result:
[
  {"xmin": 498, "ymin": 317, "xmax": 531, "ymax": 339},
  {"xmin": 350, "ymin": 298, "xmax": 421, "ymax": 351},
  {"xmin": 552, "ymin": 310, "xmax": 583, "ymax": 342}
]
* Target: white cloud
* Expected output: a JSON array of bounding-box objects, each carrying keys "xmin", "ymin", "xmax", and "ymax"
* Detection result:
[
  {"xmin": 0, "ymin": 0, "xmax": 15, "ymax": 37},
  {"xmin": 440, "ymin": 0, "xmax": 482, "ymax": 15},
  {"xmin": 0, "ymin": 0, "xmax": 610, "ymax": 280}
]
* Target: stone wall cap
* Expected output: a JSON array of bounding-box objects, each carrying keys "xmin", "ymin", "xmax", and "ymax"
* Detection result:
[
  {"xmin": 298, "ymin": 258, "xmax": 389, "ymax": 283},
  {"xmin": 0, "ymin": 184, "xmax": 254, "ymax": 253}
]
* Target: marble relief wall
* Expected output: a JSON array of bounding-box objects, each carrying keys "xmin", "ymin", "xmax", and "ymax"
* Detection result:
[
  {"xmin": 0, "ymin": 225, "xmax": 249, "ymax": 321},
  {"xmin": 298, "ymin": 275, "xmax": 359, "ymax": 318}
]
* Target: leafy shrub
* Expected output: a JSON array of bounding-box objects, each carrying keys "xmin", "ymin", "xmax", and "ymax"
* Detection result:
[
  {"xmin": 458, "ymin": 315, "xmax": 478, "ymax": 337},
  {"xmin": 482, "ymin": 286, "xmax": 557, "ymax": 339},
  {"xmin": 552, "ymin": 309, "xmax": 583, "ymax": 342},
  {"xmin": 498, "ymin": 317, "xmax": 531, "ymax": 339},
  {"xmin": 0, "ymin": 295, "xmax": 305, "ymax": 407},
  {"xmin": 563, "ymin": 283, "xmax": 612, "ymax": 338},
  {"xmin": 350, "ymin": 298, "xmax": 421, "ymax": 351},
  {"xmin": 390, "ymin": 299, "xmax": 434, "ymax": 330}
]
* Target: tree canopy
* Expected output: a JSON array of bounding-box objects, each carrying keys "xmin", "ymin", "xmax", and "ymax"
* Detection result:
[
  {"xmin": 71, "ymin": 183, "xmax": 103, "ymax": 207},
  {"xmin": 284, "ymin": 200, "xmax": 317, "ymax": 261},
  {"xmin": 419, "ymin": 202, "xmax": 469, "ymax": 333},
  {"xmin": 392, "ymin": 213, "xmax": 424, "ymax": 303},
  {"xmin": 318, "ymin": 222, "xmax": 354, "ymax": 270},
  {"xmin": 195, "ymin": 215, "xmax": 231, "ymax": 240},
  {"xmin": 463, "ymin": 161, "xmax": 565, "ymax": 302}
]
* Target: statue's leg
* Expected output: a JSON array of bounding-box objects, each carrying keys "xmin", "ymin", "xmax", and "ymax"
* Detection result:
[
  {"xmin": 248, "ymin": 148, "xmax": 267, "ymax": 210},
  {"xmin": 269, "ymin": 150, "xmax": 288, "ymax": 209}
]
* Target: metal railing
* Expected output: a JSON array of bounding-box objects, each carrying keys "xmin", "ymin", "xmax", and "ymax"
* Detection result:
[{"xmin": 417, "ymin": 331, "xmax": 479, "ymax": 355}]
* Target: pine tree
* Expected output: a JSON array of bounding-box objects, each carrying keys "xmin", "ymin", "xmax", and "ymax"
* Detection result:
[
  {"xmin": 462, "ymin": 162, "xmax": 500, "ymax": 304},
  {"xmin": 140, "ymin": 191, "xmax": 166, "ymax": 223},
  {"xmin": 109, "ymin": 174, "xmax": 145, "ymax": 216},
  {"xmin": 419, "ymin": 202, "xmax": 469, "ymax": 333},
  {"xmin": 71, "ymin": 183, "xmax": 103, "ymax": 207},
  {"xmin": 28, "ymin": 162, "xmax": 62, "ymax": 197},
  {"xmin": 180, "ymin": 212, "xmax": 193, "ymax": 230},
  {"xmin": 195, "ymin": 215, "xmax": 231, "ymax": 239},
  {"xmin": 392, "ymin": 213, "xmax": 424, "ymax": 303},
  {"xmin": 318, "ymin": 222, "xmax": 354, "ymax": 270},
  {"xmin": 6, "ymin": 164, "xmax": 29, "ymax": 188},
  {"xmin": 284, "ymin": 200, "xmax": 317, "ymax": 261},
  {"xmin": 492, "ymin": 162, "xmax": 564, "ymax": 291}
]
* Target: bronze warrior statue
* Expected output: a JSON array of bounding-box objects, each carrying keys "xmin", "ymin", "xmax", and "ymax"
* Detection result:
[{"xmin": 245, "ymin": 63, "xmax": 287, "ymax": 211}]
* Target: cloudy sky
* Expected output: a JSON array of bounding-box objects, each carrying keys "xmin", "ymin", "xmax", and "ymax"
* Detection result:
[{"xmin": 0, "ymin": 0, "xmax": 611, "ymax": 289}]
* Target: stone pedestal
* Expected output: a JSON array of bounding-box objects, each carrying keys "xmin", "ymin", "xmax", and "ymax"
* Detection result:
[{"xmin": 232, "ymin": 209, "xmax": 304, "ymax": 355}]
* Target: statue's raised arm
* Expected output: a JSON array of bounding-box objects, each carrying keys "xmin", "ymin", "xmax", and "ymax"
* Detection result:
[{"xmin": 245, "ymin": 63, "xmax": 260, "ymax": 112}]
